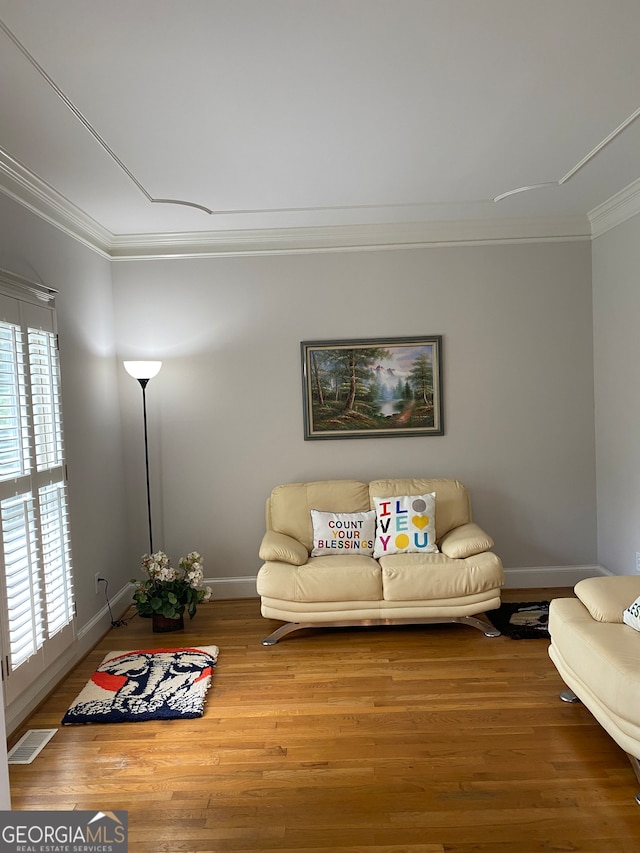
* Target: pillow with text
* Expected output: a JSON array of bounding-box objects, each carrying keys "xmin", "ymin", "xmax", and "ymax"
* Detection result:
[
  {"xmin": 373, "ymin": 493, "xmax": 438, "ymax": 558},
  {"xmin": 623, "ymin": 595, "xmax": 640, "ymax": 632},
  {"xmin": 310, "ymin": 509, "xmax": 376, "ymax": 557}
]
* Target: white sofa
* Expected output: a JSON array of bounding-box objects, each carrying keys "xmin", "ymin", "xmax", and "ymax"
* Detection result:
[
  {"xmin": 548, "ymin": 575, "xmax": 640, "ymax": 803},
  {"xmin": 256, "ymin": 477, "xmax": 504, "ymax": 645}
]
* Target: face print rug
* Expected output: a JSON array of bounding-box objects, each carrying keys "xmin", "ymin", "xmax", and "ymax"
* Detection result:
[
  {"xmin": 62, "ymin": 645, "xmax": 219, "ymax": 724},
  {"xmin": 487, "ymin": 601, "xmax": 550, "ymax": 639}
]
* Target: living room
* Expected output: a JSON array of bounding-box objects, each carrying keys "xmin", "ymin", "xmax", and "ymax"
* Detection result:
[{"xmin": 0, "ymin": 0, "xmax": 639, "ymax": 844}]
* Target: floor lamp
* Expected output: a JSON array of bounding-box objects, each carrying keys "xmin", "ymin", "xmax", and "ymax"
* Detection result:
[{"xmin": 124, "ymin": 360, "xmax": 162, "ymax": 555}]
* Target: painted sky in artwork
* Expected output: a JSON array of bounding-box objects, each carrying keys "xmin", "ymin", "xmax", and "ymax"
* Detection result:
[{"xmin": 373, "ymin": 344, "xmax": 434, "ymax": 376}]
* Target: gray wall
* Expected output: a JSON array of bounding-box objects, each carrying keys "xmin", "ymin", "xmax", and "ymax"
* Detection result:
[
  {"xmin": 113, "ymin": 239, "xmax": 596, "ymax": 582},
  {"xmin": 593, "ymin": 213, "xmax": 640, "ymax": 576},
  {"xmin": 0, "ymin": 189, "xmax": 601, "ymax": 612},
  {"xmin": 10, "ymin": 184, "xmax": 640, "ymax": 741},
  {"xmin": 0, "ymin": 194, "xmax": 129, "ymax": 625}
]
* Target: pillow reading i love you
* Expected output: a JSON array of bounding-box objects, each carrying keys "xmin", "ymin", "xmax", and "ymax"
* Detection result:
[{"xmin": 373, "ymin": 494, "xmax": 438, "ymax": 558}]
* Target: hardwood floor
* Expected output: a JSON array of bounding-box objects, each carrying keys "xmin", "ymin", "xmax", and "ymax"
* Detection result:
[{"xmin": 8, "ymin": 590, "xmax": 640, "ymax": 852}]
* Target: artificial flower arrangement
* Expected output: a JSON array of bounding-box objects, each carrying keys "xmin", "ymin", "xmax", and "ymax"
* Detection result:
[{"xmin": 131, "ymin": 550, "xmax": 212, "ymax": 620}]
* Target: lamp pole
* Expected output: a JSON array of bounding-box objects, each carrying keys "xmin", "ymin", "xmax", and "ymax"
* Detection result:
[
  {"xmin": 124, "ymin": 361, "xmax": 162, "ymax": 555},
  {"xmin": 138, "ymin": 377, "xmax": 153, "ymax": 554}
]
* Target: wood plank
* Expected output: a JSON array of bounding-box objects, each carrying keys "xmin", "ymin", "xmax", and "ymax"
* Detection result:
[{"xmin": 9, "ymin": 590, "xmax": 640, "ymax": 852}]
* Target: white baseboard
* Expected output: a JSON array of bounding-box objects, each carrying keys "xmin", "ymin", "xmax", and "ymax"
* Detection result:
[
  {"xmin": 503, "ymin": 564, "xmax": 607, "ymax": 589},
  {"xmin": 207, "ymin": 576, "xmax": 257, "ymax": 599},
  {"xmin": 5, "ymin": 581, "xmax": 134, "ymax": 736}
]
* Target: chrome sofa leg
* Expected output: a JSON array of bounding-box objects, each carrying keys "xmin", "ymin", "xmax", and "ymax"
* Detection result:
[
  {"xmin": 262, "ymin": 622, "xmax": 313, "ymax": 645},
  {"xmin": 262, "ymin": 612, "xmax": 502, "ymax": 645},
  {"xmin": 626, "ymin": 754, "xmax": 640, "ymax": 805},
  {"xmin": 560, "ymin": 688, "xmax": 580, "ymax": 703},
  {"xmin": 458, "ymin": 613, "xmax": 501, "ymax": 637}
]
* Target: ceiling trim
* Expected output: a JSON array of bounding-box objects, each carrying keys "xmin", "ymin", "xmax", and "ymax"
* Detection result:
[
  {"xmin": 0, "ymin": 149, "xmax": 593, "ymax": 259},
  {"xmin": 109, "ymin": 217, "xmax": 591, "ymax": 260},
  {"xmin": 0, "ymin": 150, "xmax": 111, "ymax": 258},
  {"xmin": 588, "ymin": 177, "xmax": 640, "ymax": 238}
]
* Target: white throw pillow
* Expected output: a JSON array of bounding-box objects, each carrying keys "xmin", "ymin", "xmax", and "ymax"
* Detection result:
[
  {"xmin": 310, "ymin": 509, "xmax": 376, "ymax": 557},
  {"xmin": 623, "ymin": 595, "xmax": 640, "ymax": 632},
  {"xmin": 373, "ymin": 493, "xmax": 438, "ymax": 558}
]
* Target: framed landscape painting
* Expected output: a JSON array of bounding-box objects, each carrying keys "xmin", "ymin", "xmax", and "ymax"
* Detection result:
[{"xmin": 301, "ymin": 335, "xmax": 443, "ymax": 440}]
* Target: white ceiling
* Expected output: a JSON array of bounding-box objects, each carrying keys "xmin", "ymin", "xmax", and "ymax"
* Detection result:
[{"xmin": 0, "ymin": 0, "xmax": 639, "ymax": 256}]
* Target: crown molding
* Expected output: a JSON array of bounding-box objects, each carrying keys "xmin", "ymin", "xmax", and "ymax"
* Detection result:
[
  {"xmin": 588, "ymin": 177, "xmax": 640, "ymax": 238},
  {"xmin": 0, "ymin": 150, "xmax": 592, "ymax": 259},
  {"xmin": 0, "ymin": 150, "xmax": 112, "ymax": 258},
  {"xmin": 108, "ymin": 216, "xmax": 591, "ymax": 260}
]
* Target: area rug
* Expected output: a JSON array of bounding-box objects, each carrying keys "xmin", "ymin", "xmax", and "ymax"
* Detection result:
[
  {"xmin": 487, "ymin": 601, "xmax": 550, "ymax": 639},
  {"xmin": 62, "ymin": 645, "xmax": 219, "ymax": 725}
]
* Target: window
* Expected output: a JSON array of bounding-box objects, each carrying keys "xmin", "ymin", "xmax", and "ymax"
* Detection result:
[{"xmin": 0, "ymin": 274, "xmax": 74, "ymax": 706}]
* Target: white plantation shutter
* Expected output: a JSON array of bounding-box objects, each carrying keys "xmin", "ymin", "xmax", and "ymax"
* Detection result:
[
  {"xmin": 1, "ymin": 495, "xmax": 41, "ymax": 668},
  {"xmin": 29, "ymin": 328, "xmax": 63, "ymax": 470},
  {"xmin": 38, "ymin": 482, "xmax": 72, "ymax": 636},
  {"xmin": 0, "ymin": 323, "xmax": 29, "ymax": 480},
  {"xmin": 0, "ymin": 274, "xmax": 74, "ymax": 705}
]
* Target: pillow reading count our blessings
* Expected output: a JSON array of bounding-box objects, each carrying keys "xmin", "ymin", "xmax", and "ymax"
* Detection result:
[
  {"xmin": 310, "ymin": 509, "xmax": 376, "ymax": 557},
  {"xmin": 623, "ymin": 596, "xmax": 640, "ymax": 632},
  {"xmin": 373, "ymin": 493, "xmax": 438, "ymax": 558}
]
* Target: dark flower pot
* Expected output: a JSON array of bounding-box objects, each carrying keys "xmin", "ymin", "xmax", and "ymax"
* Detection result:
[{"xmin": 152, "ymin": 613, "xmax": 185, "ymax": 633}]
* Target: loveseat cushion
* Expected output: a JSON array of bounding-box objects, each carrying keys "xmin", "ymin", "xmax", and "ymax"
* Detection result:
[
  {"xmin": 574, "ymin": 575, "xmax": 640, "ymax": 623},
  {"xmin": 268, "ymin": 480, "xmax": 370, "ymax": 552},
  {"xmin": 378, "ymin": 551, "xmax": 503, "ymax": 600},
  {"xmin": 257, "ymin": 555, "xmax": 382, "ymax": 602},
  {"xmin": 369, "ymin": 478, "xmax": 471, "ymax": 540}
]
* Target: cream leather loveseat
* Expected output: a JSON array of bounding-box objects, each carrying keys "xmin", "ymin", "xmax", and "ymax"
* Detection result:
[
  {"xmin": 256, "ymin": 477, "xmax": 504, "ymax": 645},
  {"xmin": 548, "ymin": 576, "xmax": 640, "ymax": 802}
]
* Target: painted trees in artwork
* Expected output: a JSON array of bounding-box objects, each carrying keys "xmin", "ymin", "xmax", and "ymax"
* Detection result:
[
  {"xmin": 341, "ymin": 346, "xmax": 390, "ymax": 413},
  {"xmin": 309, "ymin": 346, "xmax": 389, "ymax": 414},
  {"xmin": 408, "ymin": 352, "xmax": 434, "ymax": 407}
]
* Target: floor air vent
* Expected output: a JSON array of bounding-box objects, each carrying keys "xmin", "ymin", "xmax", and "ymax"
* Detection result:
[{"xmin": 8, "ymin": 729, "xmax": 57, "ymax": 764}]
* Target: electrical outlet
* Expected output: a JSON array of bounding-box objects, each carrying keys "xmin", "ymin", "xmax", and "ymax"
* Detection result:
[
  {"xmin": 94, "ymin": 572, "xmax": 103, "ymax": 594},
  {"xmin": 635, "ymin": 553, "xmax": 640, "ymax": 575}
]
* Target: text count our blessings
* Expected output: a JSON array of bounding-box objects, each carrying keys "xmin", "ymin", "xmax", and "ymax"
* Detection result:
[{"xmin": 314, "ymin": 518, "xmax": 373, "ymax": 551}]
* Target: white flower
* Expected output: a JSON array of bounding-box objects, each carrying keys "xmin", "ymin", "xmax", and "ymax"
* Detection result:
[
  {"xmin": 187, "ymin": 567, "xmax": 204, "ymax": 587},
  {"xmin": 135, "ymin": 549, "xmax": 209, "ymax": 616}
]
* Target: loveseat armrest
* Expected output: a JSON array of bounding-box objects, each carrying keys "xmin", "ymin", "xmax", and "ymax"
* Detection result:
[
  {"xmin": 574, "ymin": 575, "xmax": 640, "ymax": 623},
  {"xmin": 438, "ymin": 522, "xmax": 494, "ymax": 559},
  {"xmin": 259, "ymin": 530, "xmax": 309, "ymax": 566}
]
